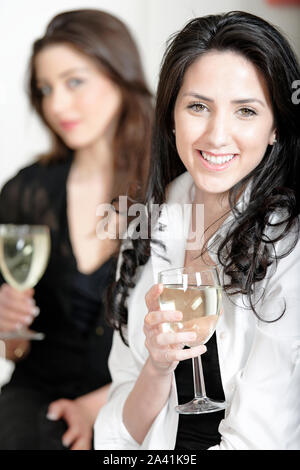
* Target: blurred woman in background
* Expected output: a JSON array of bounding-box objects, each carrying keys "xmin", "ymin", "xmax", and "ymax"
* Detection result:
[{"xmin": 0, "ymin": 9, "xmax": 153, "ymax": 450}]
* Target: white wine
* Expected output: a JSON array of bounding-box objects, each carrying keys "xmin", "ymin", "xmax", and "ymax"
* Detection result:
[
  {"xmin": 159, "ymin": 285, "xmax": 222, "ymax": 346},
  {"xmin": 0, "ymin": 230, "xmax": 50, "ymax": 291}
]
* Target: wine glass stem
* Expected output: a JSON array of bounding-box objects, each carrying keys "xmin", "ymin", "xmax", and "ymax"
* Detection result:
[{"xmin": 192, "ymin": 355, "xmax": 206, "ymax": 399}]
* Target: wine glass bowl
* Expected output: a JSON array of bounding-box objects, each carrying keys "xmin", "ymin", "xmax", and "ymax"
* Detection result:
[
  {"xmin": 0, "ymin": 224, "xmax": 50, "ymax": 340},
  {"xmin": 159, "ymin": 283, "xmax": 222, "ymax": 348},
  {"xmin": 159, "ymin": 266, "xmax": 227, "ymax": 414}
]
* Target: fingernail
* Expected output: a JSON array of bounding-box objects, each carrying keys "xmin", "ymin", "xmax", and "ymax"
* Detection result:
[
  {"xmin": 24, "ymin": 315, "xmax": 33, "ymax": 325},
  {"xmin": 47, "ymin": 412, "xmax": 58, "ymax": 421},
  {"xmin": 174, "ymin": 312, "xmax": 182, "ymax": 320},
  {"xmin": 187, "ymin": 332, "xmax": 197, "ymax": 340},
  {"xmin": 62, "ymin": 437, "xmax": 71, "ymax": 447},
  {"xmin": 31, "ymin": 306, "xmax": 40, "ymax": 317}
]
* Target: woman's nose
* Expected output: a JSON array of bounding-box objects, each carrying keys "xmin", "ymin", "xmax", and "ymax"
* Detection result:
[
  {"xmin": 204, "ymin": 111, "xmax": 231, "ymax": 149},
  {"xmin": 46, "ymin": 86, "xmax": 72, "ymax": 116}
]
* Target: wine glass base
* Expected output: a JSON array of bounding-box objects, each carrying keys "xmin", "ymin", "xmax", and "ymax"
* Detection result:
[
  {"xmin": 175, "ymin": 397, "xmax": 228, "ymax": 415},
  {"xmin": 0, "ymin": 329, "xmax": 45, "ymax": 341}
]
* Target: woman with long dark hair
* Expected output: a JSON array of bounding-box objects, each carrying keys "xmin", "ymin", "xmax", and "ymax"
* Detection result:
[
  {"xmin": 94, "ymin": 11, "xmax": 300, "ymax": 450},
  {"xmin": 0, "ymin": 9, "xmax": 152, "ymax": 449}
]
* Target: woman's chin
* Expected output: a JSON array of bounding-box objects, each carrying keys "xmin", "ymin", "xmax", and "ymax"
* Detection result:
[{"xmin": 60, "ymin": 137, "xmax": 91, "ymax": 151}]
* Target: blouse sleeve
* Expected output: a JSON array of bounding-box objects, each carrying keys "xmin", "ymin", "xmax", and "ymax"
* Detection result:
[
  {"xmin": 0, "ymin": 172, "xmax": 24, "ymax": 224},
  {"xmin": 0, "ymin": 162, "xmax": 48, "ymax": 226},
  {"xmin": 210, "ymin": 234, "xmax": 300, "ymax": 450},
  {"xmin": 93, "ymin": 330, "xmax": 141, "ymax": 450}
]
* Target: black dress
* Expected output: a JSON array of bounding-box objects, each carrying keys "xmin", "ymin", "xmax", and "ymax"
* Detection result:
[{"xmin": 0, "ymin": 157, "xmax": 114, "ymax": 449}]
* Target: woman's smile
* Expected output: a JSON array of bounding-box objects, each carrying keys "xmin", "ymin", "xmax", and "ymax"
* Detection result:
[{"xmin": 197, "ymin": 150, "xmax": 239, "ymax": 171}]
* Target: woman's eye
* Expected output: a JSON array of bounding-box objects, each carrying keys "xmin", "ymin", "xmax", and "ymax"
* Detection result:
[
  {"xmin": 188, "ymin": 103, "xmax": 207, "ymax": 113},
  {"xmin": 238, "ymin": 107, "xmax": 257, "ymax": 117},
  {"xmin": 38, "ymin": 85, "xmax": 52, "ymax": 97},
  {"xmin": 68, "ymin": 78, "xmax": 84, "ymax": 89}
]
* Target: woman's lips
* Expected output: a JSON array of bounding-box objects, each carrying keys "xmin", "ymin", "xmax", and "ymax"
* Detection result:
[
  {"xmin": 59, "ymin": 120, "xmax": 80, "ymax": 131},
  {"xmin": 197, "ymin": 150, "xmax": 238, "ymax": 171}
]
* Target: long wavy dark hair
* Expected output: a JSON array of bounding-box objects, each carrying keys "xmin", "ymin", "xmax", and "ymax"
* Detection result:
[
  {"xmin": 28, "ymin": 9, "xmax": 153, "ymax": 200},
  {"xmin": 109, "ymin": 10, "xmax": 300, "ymax": 344}
]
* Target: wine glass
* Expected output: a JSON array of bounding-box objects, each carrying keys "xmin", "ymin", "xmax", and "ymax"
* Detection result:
[
  {"xmin": 0, "ymin": 224, "xmax": 51, "ymax": 340},
  {"xmin": 158, "ymin": 266, "xmax": 227, "ymax": 414}
]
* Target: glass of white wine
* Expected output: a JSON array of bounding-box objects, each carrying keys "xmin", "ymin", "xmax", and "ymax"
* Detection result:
[
  {"xmin": 0, "ymin": 224, "xmax": 51, "ymax": 340},
  {"xmin": 159, "ymin": 266, "xmax": 227, "ymax": 414}
]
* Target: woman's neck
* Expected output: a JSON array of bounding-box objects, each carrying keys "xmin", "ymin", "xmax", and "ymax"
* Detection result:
[
  {"xmin": 193, "ymin": 187, "xmax": 230, "ymax": 226},
  {"xmin": 185, "ymin": 188, "xmax": 231, "ymax": 266},
  {"xmin": 72, "ymin": 139, "xmax": 114, "ymax": 182}
]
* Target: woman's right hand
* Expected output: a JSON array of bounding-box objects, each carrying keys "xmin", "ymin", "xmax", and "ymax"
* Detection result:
[
  {"xmin": 0, "ymin": 283, "xmax": 39, "ymax": 332},
  {"xmin": 143, "ymin": 284, "xmax": 207, "ymax": 376}
]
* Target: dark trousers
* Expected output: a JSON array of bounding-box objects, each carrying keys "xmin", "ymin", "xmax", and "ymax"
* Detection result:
[{"xmin": 0, "ymin": 385, "xmax": 68, "ymax": 450}]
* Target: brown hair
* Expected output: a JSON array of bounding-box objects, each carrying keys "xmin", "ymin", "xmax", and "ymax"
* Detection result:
[{"xmin": 28, "ymin": 9, "xmax": 153, "ymax": 200}]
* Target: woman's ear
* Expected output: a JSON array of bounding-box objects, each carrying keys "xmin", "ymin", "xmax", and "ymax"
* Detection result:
[{"xmin": 269, "ymin": 130, "xmax": 277, "ymax": 145}]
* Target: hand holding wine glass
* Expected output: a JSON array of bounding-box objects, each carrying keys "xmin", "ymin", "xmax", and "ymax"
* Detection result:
[
  {"xmin": 144, "ymin": 283, "xmax": 207, "ymax": 376},
  {"xmin": 0, "ymin": 284, "xmax": 38, "ymax": 332},
  {"xmin": 0, "ymin": 224, "xmax": 50, "ymax": 340},
  {"xmin": 158, "ymin": 266, "xmax": 227, "ymax": 414}
]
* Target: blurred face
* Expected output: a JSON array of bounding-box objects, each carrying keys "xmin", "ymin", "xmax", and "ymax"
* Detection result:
[
  {"xmin": 35, "ymin": 44, "xmax": 122, "ymax": 150},
  {"xmin": 174, "ymin": 50, "xmax": 276, "ymax": 199}
]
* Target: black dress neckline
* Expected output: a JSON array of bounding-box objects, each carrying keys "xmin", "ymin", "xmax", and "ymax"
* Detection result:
[{"xmin": 59, "ymin": 154, "xmax": 114, "ymax": 277}]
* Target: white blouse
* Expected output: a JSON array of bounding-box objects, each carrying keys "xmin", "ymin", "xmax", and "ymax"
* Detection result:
[{"xmin": 94, "ymin": 172, "xmax": 300, "ymax": 450}]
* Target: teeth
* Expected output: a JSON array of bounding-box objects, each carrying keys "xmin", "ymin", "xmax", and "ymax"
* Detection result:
[{"xmin": 201, "ymin": 151, "xmax": 235, "ymax": 164}]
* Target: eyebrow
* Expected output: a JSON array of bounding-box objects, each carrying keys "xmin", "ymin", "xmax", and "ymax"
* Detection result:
[
  {"xmin": 59, "ymin": 67, "xmax": 89, "ymax": 78},
  {"xmin": 183, "ymin": 93, "xmax": 265, "ymax": 107},
  {"xmin": 36, "ymin": 67, "xmax": 89, "ymax": 84}
]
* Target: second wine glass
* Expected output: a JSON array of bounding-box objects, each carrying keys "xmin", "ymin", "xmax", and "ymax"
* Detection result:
[
  {"xmin": 0, "ymin": 224, "xmax": 51, "ymax": 340},
  {"xmin": 158, "ymin": 266, "xmax": 227, "ymax": 414}
]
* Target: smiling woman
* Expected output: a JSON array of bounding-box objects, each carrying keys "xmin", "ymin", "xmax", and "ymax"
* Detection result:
[{"xmin": 94, "ymin": 11, "xmax": 300, "ymax": 451}]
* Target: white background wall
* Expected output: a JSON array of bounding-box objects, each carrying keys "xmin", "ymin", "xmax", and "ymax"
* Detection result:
[{"xmin": 0, "ymin": 0, "xmax": 299, "ymax": 191}]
